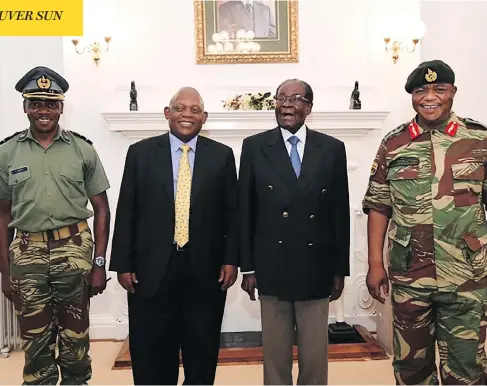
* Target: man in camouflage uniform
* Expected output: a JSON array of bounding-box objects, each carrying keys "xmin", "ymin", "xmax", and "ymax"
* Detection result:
[
  {"xmin": 0, "ymin": 66, "xmax": 111, "ymax": 385},
  {"xmin": 363, "ymin": 59, "xmax": 487, "ymax": 385}
]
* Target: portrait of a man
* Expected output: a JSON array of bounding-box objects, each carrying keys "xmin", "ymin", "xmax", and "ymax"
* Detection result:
[
  {"xmin": 217, "ymin": 0, "xmax": 277, "ymax": 38},
  {"xmin": 194, "ymin": 0, "xmax": 298, "ymax": 64}
]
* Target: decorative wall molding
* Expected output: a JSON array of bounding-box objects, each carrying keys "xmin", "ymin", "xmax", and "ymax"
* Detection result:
[
  {"xmin": 101, "ymin": 110, "xmax": 389, "ymax": 140},
  {"xmin": 354, "ymin": 209, "xmax": 368, "ymax": 263},
  {"xmin": 355, "ymin": 274, "xmax": 377, "ymax": 316},
  {"xmin": 352, "ymin": 209, "xmax": 378, "ymax": 318}
]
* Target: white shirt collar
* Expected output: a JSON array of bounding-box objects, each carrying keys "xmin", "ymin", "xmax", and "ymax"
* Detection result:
[{"xmin": 280, "ymin": 125, "xmax": 306, "ymax": 144}]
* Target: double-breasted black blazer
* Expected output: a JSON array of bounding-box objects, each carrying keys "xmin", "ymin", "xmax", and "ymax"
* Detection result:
[{"xmin": 238, "ymin": 126, "xmax": 350, "ymax": 301}]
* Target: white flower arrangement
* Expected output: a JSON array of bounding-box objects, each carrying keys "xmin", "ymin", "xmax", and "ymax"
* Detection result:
[
  {"xmin": 208, "ymin": 29, "xmax": 261, "ymax": 54},
  {"xmin": 222, "ymin": 92, "xmax": 275, "ymax": 111}
]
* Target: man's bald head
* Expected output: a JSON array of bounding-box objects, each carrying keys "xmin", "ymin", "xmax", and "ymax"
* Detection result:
[
  {"xmin": 169, "ymin": 87, "xmax": 204, "ymax": 110},
  {"xmin": 164, "ymin": 87, "xmax": 208, "ymax": 142}
]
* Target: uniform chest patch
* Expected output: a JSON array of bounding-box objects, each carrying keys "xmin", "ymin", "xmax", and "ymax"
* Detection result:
[
  {"xmin": 10, "ymin": 166, "xmax": 28, "ymax": 175},
  {"xmin": 389, "ymin": 157, "xmax": 420, "ymax": 168},
  {"xmin": 472, "ymin": 149, "xmax": 487, "ymax": 158}
]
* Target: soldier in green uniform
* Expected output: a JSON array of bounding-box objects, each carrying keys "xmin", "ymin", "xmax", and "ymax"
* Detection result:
[
  {"xmin": 0, "ymin": 66, "xmax": 111, "ymax": 385},
  {"xmin": 363, "ymin": 60, "xmax": 487, "ymax": 385}
]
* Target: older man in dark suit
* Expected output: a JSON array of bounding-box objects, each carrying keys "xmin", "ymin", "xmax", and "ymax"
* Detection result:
[
  {"xmin": 218, "ymin": 0, "xmax": 276, "ymax": 38},
  {"xmin": 239, "ymin": 79, "xmax": 351, "ymax": 385},
  {"xmin": 110, "ymin": 87, "xmax": 239, "ymax": 385}
]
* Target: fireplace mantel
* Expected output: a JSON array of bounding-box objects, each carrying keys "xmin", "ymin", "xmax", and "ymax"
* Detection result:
[{"xmin": 101, "ymin": 110, "xmax": 389, "ymax": 140}]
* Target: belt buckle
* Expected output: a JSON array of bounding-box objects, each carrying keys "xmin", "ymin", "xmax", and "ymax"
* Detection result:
[{"xmin": 176, "ymin": 244, "xmax": 186, "ymax": 252}]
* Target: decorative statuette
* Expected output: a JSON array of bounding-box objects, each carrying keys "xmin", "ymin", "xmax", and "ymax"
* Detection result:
[
  {"xmin": 130, "ymin": 81, "xmax": 138, "ymax": 111},
  {"xmin": 349, "ymin": 81, "xmax": 361, "ymax": 110}
]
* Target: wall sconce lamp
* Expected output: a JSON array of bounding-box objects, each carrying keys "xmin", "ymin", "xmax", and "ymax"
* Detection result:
[
  {"xmin": 383, "ymin": 18, "xmax": 426, "ymax": 64},
  {"xmin": 71, "ymin": 37, "xmax": 111, "ymax": 66},
  {"xmin": 384, "ymin": 37, "xmax": 419, "ymax": 64}
]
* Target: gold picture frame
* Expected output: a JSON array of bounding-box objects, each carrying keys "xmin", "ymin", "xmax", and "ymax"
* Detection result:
[{"xmin": 194, "ymin": 0, "xmax": 298, "ymax": 64}]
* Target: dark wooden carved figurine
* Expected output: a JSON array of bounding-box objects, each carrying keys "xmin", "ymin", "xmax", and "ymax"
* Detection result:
[
  {"xmin": 130, "ymin": 81, "xmax": 138, "ymax": 111},
  {"xmin": 349, "ymin": 81, "xmax": 361, "ymax": 110}
]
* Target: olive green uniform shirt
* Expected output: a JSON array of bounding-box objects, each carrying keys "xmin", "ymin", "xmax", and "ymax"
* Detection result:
[{"xmin": 0, "ymin": 127, "xmax": 110, "ymax": 232}]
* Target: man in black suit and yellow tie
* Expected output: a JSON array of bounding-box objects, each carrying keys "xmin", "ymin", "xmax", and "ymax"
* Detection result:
[
  {"xmin": 109, "ymin": 87, "xmax": 239, "ymax": 385},
  {"xmin": 239, "ymin": 79, "xmax": 351, "ymax": 385}
]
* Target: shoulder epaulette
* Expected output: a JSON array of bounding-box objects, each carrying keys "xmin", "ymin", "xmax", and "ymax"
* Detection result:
[
  {"xmin": 462, "ymin": 117, "xmax": 487, "ymax": 130},
  {"xmin": 383, "ymin": 123, "xmax": 408, "ymax": 142},
  {"xmin": 0, "ymin": 130, "xmax": 26, "ymax": 145},
  {"xmin": 69, "ymin": 130, "xmax": 93, "ymax": 145}
]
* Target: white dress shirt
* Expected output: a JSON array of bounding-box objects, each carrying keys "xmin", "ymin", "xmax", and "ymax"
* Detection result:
[
  {"xmin": 280, "ymin": 124, "xmax": 306, "ymax": 160},
  {"xmin": 241, "ymin": 125, "xmax": 307, "ymax": 275}
]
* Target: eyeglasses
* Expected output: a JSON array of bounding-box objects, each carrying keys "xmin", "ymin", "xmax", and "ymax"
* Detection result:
[{"xmin": 274, "ymin": 94, "xmax": 310, "ymax": 104}]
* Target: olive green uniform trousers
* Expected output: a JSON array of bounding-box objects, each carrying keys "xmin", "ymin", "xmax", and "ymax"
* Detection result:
[{"xmin": 9, "ymin": 227, "xmax": 93, "ymax": 385}]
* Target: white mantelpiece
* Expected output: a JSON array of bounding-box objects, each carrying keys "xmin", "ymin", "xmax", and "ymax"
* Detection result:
[{"xmin": 101, "ymin": 110, "xmax": 389, "ymax": 140}]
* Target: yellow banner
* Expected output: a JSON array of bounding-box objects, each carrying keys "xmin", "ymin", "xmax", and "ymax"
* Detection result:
[{"xmin": 0, "ymin": 0, "xmax": 83, "ymax": 36}]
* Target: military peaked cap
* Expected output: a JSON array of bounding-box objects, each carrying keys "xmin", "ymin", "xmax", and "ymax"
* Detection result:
[
  {"xmin": 15, "ymin": 66, "xmax": 69, "ymax": 101},
  {"xmin": 405, "ymin": 60, "xmax": 455, "ymax": 93}
]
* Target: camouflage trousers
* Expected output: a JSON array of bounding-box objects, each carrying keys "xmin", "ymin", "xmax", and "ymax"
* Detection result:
[
  {"xmin": 9, "ymin": 228, "xmax": 94, "ymax": 385},
  {"xmin": 392, "ymin": 284, "xmax": 487, "ymax": 385}
]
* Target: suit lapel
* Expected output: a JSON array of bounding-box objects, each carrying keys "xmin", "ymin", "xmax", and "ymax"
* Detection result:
[
  {"xmin": 191, "ymin": 136, "xmax": 211, "ymax": 205},
  {"xmin": 261, "ymin": 127, "xmax": 298, "ymax": 205},
  {"xmin": 156, "ymin": 134, "xmax": 175, "ymax": 211},
  {"xmin": 262, "ymin": 127, "xmax": 298, "ymax": 185},
  {"xmin": 254, "ymin": 2, "xmax": 267, "ymax": 33},
  {"xmin": 298, "ymin": 128, "xmax": 323, "ymax": 191}
]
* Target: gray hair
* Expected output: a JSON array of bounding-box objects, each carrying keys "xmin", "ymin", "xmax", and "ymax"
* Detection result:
[{"xmin": 276, "ymin": 79, "xmax": 314, "ymax": 103}]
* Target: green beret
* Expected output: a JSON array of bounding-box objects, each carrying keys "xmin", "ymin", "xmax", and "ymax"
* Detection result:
[
  {"xmin": 15, "ymin": 66, "xmax": 69, "ymax": 101},
  {"xmin": 405, "ymin": 60, "xmax": 455, "ymax": 93}
]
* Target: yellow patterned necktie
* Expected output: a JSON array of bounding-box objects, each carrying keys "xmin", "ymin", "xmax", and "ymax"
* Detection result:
[{"xmin": 174, "ymin": 144, "xmax": 191, "ymax": 247}]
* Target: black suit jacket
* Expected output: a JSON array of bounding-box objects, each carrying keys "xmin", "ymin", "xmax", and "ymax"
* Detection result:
[
  {"xmin": 239, "ymin": 127, "xmax": 350, "ymax": 301},
  {"xmin": 109, "ymin": 133, "xmax": 239, "ymax": 298}
]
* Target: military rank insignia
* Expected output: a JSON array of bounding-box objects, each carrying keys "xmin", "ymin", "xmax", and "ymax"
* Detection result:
[
  {"xmin": 408, "ymin": 122, "xmax": 420, "ymax": 140},
  {"xmin": 445, "ymin": 121, "xmax": 458, "ymax": 136}
]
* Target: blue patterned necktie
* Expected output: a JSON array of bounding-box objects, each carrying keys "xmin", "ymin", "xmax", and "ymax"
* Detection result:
[{"xmin": 288, "ymin": 136, "xmax": 301, "ymax": 177}]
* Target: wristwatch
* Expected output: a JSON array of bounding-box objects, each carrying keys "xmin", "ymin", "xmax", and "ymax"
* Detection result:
[{"xmin": 94, "ymin": 256, "xmax": 106, "ymax": 267}]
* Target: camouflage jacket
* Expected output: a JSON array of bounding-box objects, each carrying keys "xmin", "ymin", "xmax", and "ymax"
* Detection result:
[{"xmin": 362, "ymin": 113, "xmax": 487, "ymax": 292}]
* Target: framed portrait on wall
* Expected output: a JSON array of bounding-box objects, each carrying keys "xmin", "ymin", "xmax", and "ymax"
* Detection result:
[{"xmin": 194, "ymin": 0, "xmax": 298, "ymax": 64}]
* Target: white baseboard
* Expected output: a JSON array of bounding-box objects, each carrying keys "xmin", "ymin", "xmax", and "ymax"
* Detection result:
[
  {"xmin": 89, "ymin": 315, "xmax": 128, "ymax": 340},
  {"xmin": 88, "ymin": 314, "xmax": 377, "ymax": 340}
]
